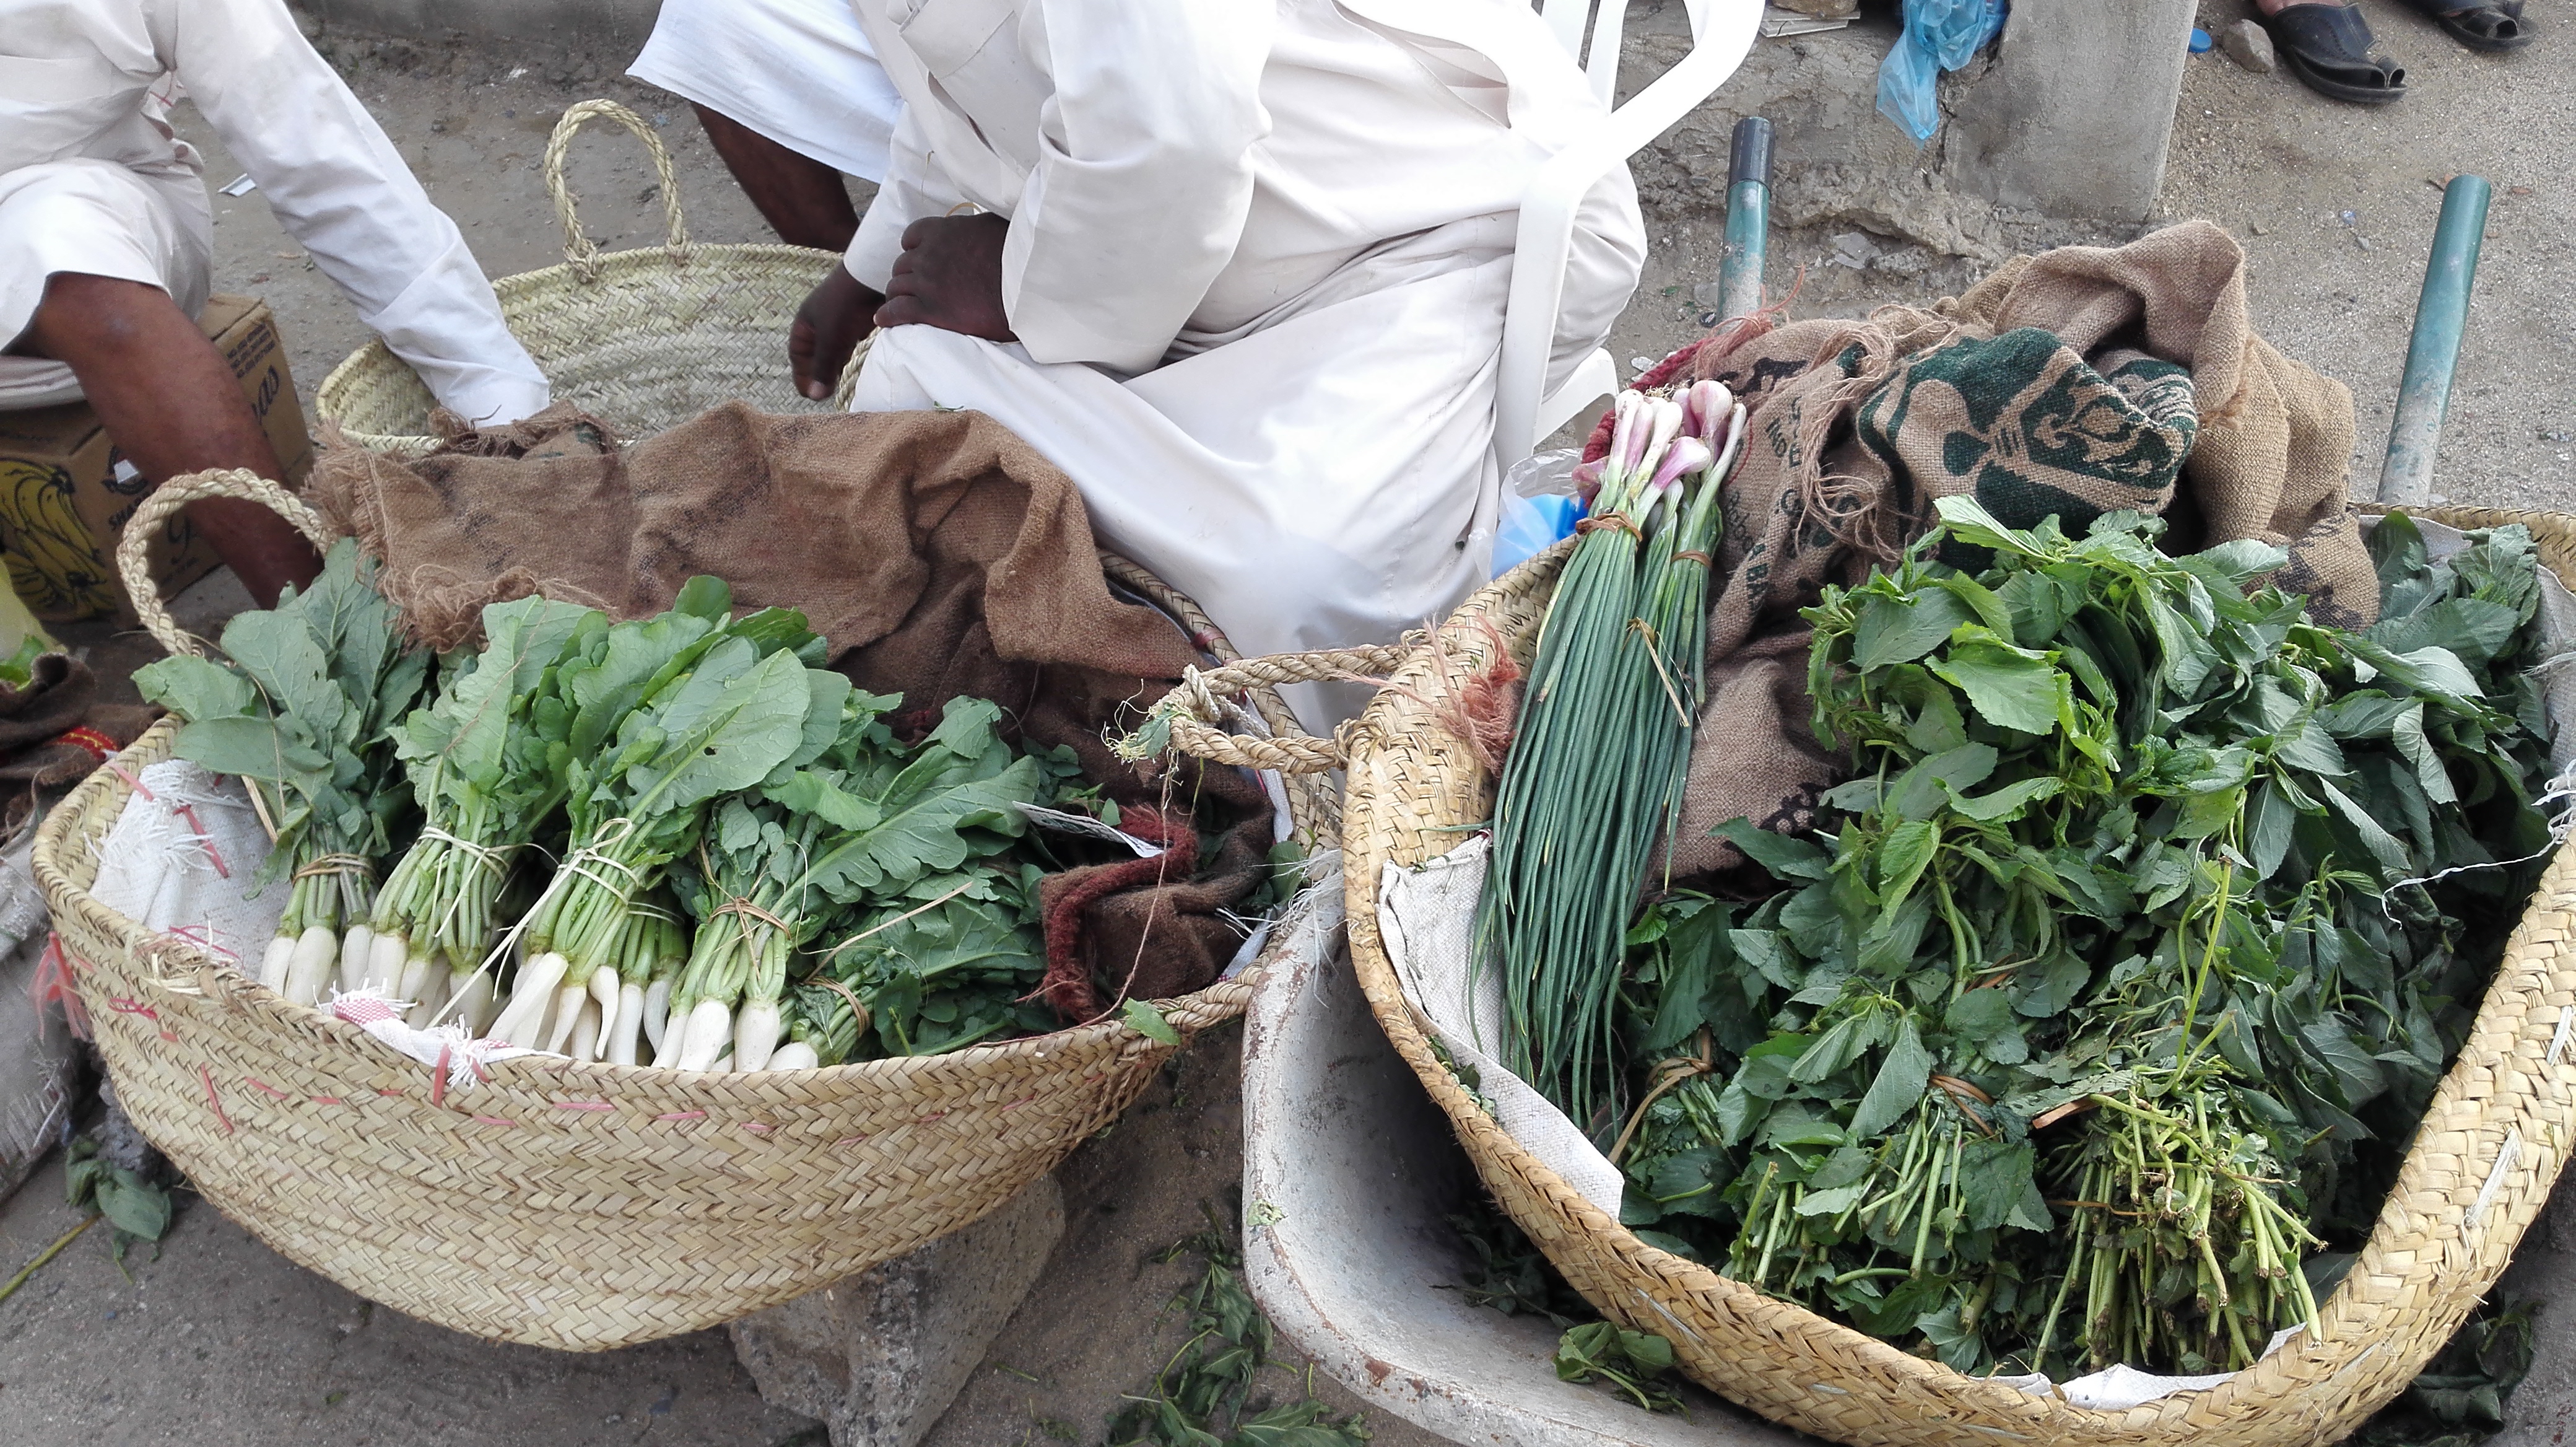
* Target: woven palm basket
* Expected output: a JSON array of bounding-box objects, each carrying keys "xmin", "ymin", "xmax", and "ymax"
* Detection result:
[
  {"xmin": 1336, "ymin": 505, "xmax": 2576, "ymax": 1447},
  {"xmin": 30, "ymin": 471, "xmax": 1327, "ymax": 1352},
  {"xmin": 316, "ymin": 100, "xmax": 856, "ymax": 458}
]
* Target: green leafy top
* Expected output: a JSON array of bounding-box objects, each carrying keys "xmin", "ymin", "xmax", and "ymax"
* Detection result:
[
  {"xmin": 1615, "ymin": 503, "xmax": 2556, "ymax": 1379},
  {"xmin": 394, "ymin": 594, "xmax": 603, "ymax": 841},
  {"xmin": 134, "ymin": 540, "xmax": 430, "ymax": 883}
]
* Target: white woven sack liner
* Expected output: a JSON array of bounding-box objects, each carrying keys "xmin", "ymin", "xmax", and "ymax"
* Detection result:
[{"xmin": 1380, "ymin": 516, "xmax": 2576, "ymax": 1410}]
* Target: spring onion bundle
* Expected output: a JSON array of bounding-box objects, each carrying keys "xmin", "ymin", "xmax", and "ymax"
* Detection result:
[
  {"xmin": 134, "ymin": 540, "xmax": 427, "ymax": 1004},
  {"xmin": 1479, "ymin": 383, "xmax": 1744, "ymax": 1132}
]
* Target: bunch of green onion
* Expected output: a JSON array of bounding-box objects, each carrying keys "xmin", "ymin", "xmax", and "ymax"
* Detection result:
[{"xmin": 1479, "ymin": 381, "xmax": 1746, "ymax": 1134}]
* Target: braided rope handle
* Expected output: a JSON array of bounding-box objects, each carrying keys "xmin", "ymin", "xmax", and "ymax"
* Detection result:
[
  {"xmin": 114, "ymin": 469, "xmax": 338, "ymax": 658},
  {"xmin": 545, "ymin": 99, "xmax": 692, "ymax": 282},
  {"xmin": 1163, "ymin": 644, "xmax": 1414, "ymax": 774}
]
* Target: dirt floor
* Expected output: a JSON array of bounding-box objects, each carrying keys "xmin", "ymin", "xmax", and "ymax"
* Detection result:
[{"xmin": 5, "ymin": 6, "xmax": 2572, "ymax": 1446}]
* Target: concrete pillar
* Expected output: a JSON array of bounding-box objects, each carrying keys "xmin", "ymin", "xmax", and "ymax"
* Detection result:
[
  {"xmin": 728, "ymin": 1178, "xmax": 1065, "ymax": 1447},
  {"xmin": 1944, "ymin": 0, "xmax": 2197, "ymax": 223}
]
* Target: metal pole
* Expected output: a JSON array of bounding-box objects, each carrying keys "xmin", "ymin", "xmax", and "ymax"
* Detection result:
[
  {"xmin": 2377, "ymin": 175, "xmax": 2492, "ymax": 505},
  {"xmin": 1718, "ymin": 117, "xmax": 1773, "ymax": 323}
]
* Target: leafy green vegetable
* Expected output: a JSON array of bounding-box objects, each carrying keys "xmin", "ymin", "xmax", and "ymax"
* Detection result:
[
  {"xmin": 1098, "ymin": 1211, "xmax": 1372, "ymax": 1447},
  {"xmin": 135, "ymin": 540, "xmax": 429, "ymax": 948},
  {"xmin": 1613, "ymin": 504, "xmax": 2556, "ymax": 1378}
]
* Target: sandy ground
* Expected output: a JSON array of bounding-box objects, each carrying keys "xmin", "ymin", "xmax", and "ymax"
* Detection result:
[{"xmin": 6, "ymin": 7, "xmax": 2572, "ymax": 1446}]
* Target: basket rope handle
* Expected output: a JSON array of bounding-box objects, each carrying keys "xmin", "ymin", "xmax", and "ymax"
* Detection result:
[
  {"xmin": 545, "ymin": 99, "xmax": 692, "ymax": 283},
  {"xmin": 1160, "ymin": 644, "xmax": 1414, "ymax": 775},
  {"xmin": 114, "ymin": 469, "xmax": 337, "ymax": 659}
]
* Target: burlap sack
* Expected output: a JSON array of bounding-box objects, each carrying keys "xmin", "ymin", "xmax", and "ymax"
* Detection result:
[
  {"xmin": 1624, "ymin": 221, "xmax": 2372, "ymax": 876},
  {"xmin": 307, "ymin": 401, "xmax": 1273, "ymax": 1010}
]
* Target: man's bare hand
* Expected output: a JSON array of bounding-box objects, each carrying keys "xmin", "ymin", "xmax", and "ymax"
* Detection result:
[
  {"xmin": 790, "ymin": 267, "xmax": 887, "ymax": 400},
  {"xmin": 876, "ymin": 214, "xmax": 1016, "ymax": 341}
]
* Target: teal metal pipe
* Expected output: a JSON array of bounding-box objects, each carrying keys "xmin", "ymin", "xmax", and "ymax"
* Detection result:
[
  {"xmin": 2377, "ymin": 175, "xmax": 2493, "ymax": 505},
  {"xmin": 1718, "ymin": 117, "xmax": 1772, "ymax": 323}
]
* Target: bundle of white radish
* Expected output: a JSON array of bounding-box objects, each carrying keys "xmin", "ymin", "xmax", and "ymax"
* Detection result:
[
  {"xmin": 697, "ymin": 693, "xmax": 1056, "ymax": 1071},
  {"xmin": 476, "ymin": 580, "xmax": 853, "ymax": 1051},
  {"xmin": 133, "ymin": 541, "xmax": 429, "ymax": 1006},
  {"xmin": 608, "ymin": 900, "xmax": 687, "ymax": 1065},
  {"xmin": 367, "ymin": 595, "xmax": 605, "ymax": 1028}
]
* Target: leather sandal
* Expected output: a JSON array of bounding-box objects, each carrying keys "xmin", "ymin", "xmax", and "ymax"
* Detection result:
[
  {"xmin": 2397, "ymin": 0, "xmax": 2535, "ymax": 50},
  {"xmin": 2264, "ymin": 2, "xmax": 2408, "ymax": 103}
]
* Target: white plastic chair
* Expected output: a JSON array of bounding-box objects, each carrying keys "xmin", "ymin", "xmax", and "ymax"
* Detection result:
[{"xmin": 1495, "ymin": 0, "xmax": 1762, "ymax": 470}]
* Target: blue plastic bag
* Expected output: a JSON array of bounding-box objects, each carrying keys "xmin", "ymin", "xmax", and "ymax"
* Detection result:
[
  {"xmin": 1878, "ymin": 0, "xmax": 2008, "ymax": 144},
  {"xmin": 1493, "ymin": 492, "xmax": 1585, "ymax": 577}
]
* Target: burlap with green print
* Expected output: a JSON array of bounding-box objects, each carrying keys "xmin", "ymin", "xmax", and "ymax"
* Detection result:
[{"xmin": 1663, "ymin": 220, "xmax": 2374, "ymax": 878}]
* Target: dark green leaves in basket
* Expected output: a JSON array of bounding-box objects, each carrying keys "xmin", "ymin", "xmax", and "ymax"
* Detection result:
[{"xmin": 1611, "ymin": 502, "xmax": 2559, "ymax": 1379}]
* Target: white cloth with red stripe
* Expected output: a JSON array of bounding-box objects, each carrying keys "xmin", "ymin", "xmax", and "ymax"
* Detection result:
[{"xmin": 85, "ymin": 756, "xmax": 282, "ymax": 966}]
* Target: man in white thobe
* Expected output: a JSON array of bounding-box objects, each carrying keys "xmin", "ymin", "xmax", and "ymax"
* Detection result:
[
  {"xmin": 780, "ymin": 0, "xmax": 1644, "ymax": 724},
  {"xmin": 629, "ymin": 0, "xmax": 904, "ymax": 250},
  {"xmin": 1, "ymin": 0, "xmax": 548, "ymax": 603}
]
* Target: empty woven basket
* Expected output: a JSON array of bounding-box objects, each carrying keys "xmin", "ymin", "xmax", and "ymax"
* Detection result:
[{"xmin": 316, "ymin": 99, "xmax": 854, "ymax": 457}]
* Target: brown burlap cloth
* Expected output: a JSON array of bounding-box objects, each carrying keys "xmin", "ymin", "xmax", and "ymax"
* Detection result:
[
  {"xmin": 308, "ymin": 401, "xmax": 1273, "ymax": 1012},
  {"xmin": 1601, "ymin": 221, "xmax": 2374, "ymax": 877}
]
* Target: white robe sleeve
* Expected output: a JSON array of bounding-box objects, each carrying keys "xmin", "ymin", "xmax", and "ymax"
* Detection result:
[
  {"xmin": 1002, "ymin": 0, "xmax": 1272, "ymax": 374},
  {"xmin": 842, "ymin": 105, "xmax": 957, "ymax": 293},
  {"xmin": 164, "ymin": 0, "xmax": 550, "ymax": 426}
]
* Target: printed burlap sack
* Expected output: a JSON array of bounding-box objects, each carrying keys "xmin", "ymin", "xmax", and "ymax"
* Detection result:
[{"xmin": 1618, "ymin": 221, "xmax": 2373, "ymax": 875}]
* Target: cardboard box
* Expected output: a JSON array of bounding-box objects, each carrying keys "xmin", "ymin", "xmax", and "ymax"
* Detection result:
[{"xmin": 0, "ymin": 294, "xmax": 314, "ymax": 623}]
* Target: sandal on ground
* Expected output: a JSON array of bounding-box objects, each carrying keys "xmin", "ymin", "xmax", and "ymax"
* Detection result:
[
  {"xmin": 2264, "ymin": 2, "xmax": 2409, "ymax": 103},
  {"xmin": 2396, "ymin": 0, "xmax": 2535, "ymax": 51}
]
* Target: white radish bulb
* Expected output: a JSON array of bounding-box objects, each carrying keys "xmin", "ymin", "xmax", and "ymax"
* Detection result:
[
  {"xmin": 608, "ymin": 982, "xmax": 647, "ymax": 1065},
  {"xmin": 404, "ymin": 968, "xmax": 451, "ymax": 1030},
  {"xmin": 337, "ymin": 924, "xmax": 375, "ymax": 995},
  {"xmin": 450, "ymin": 972, "xmax": 501, "ymax": 1036},
  {"xmin": 485, "ymin": 950, "xmax": 568, "ymax": 1046},
  {"xmin": 767, "ymin": 1041, "xmax": 820, "ymax": 1072},
  {"xmin": 542, "ymin": 980, "xmax": 589, "ymax": 1055},
  {"xmin": 394, "ymin": 948, "xmax": 436, "ymax": 1005},
  {"xmin": 675, "ymin": 1000, "xmax": 733, "ymax": 1072},
  {"xmin": 567, "ymin": 997, "xmax": 602, "ymax": 1062},
  {"xmin": 641, "ymin": 978, "xmax": 672, "ymax": 1051},
  {"xmin": 733, "ymin": 1002, "xmax": 782, "ymax": 1073},
  {"xmin": 284, "ymin": 925, "xmax": 339, "ymax": 1005},
  {"xmin": 366, "ymin": 932, "xmax": 409, "ymax": 996},
  {"xmin": 586, "ymin": 966, "xmax": 620, "ymax": 1056},
  {"xmin": 259, "ymin": 935, "xmax": 297, "ymax": 992}
]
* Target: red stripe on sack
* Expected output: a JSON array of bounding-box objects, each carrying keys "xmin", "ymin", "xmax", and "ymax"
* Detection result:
[
  {"xmin": 33, "ymin": 937, "xmax": 89, "ymax": 1040},
  {"xmin": 164, "ymin": 924, "xmax": 238, "ymax": 962},
  {"xmin": 170, "ymin": 803, "xmax": 229, "ymax": 878},
  {"xmin": 741, "ymin": 1122, "xmax": 772, "ymax": 1134},
  {"xmin": 912, "ymin": 1111, "xmax": 947, "ymax": 1126},
  {"xmin": 308, "ymin": 1096, "xmax": 343, "ymax": 1105},
  {"xmin": 833, "ymin": 1135, "xmax": 869, "ymax": 1148},
  {"xmin": 1001, "ymin": 1095, "xmax": 1038, "ymax": 1112},
  {"xmin": 430, "ymin": 1044, "xmax": 450, "ymax": 1108},
  {"xmin": 554, "ymin": 1101, "xmax": 615, "ymax": 1111},
  {"xmin": 55, "ymin": 725, "xmax": 121, "ymax": 763},
  {"xmin": 200, "ymin": 1067, "xmax": 233, "ymax": 1135},
  {"xmin": 245, "ymin": 1077, "xmax": 292, "ymax": 1099},
  {"xmin": 656, "ymin": 1111, "xmax": 707, "ymax": 1123},
  {"xmin": 377, "ymin": 1089, "xmax": 404, "ymax": 1098}
]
